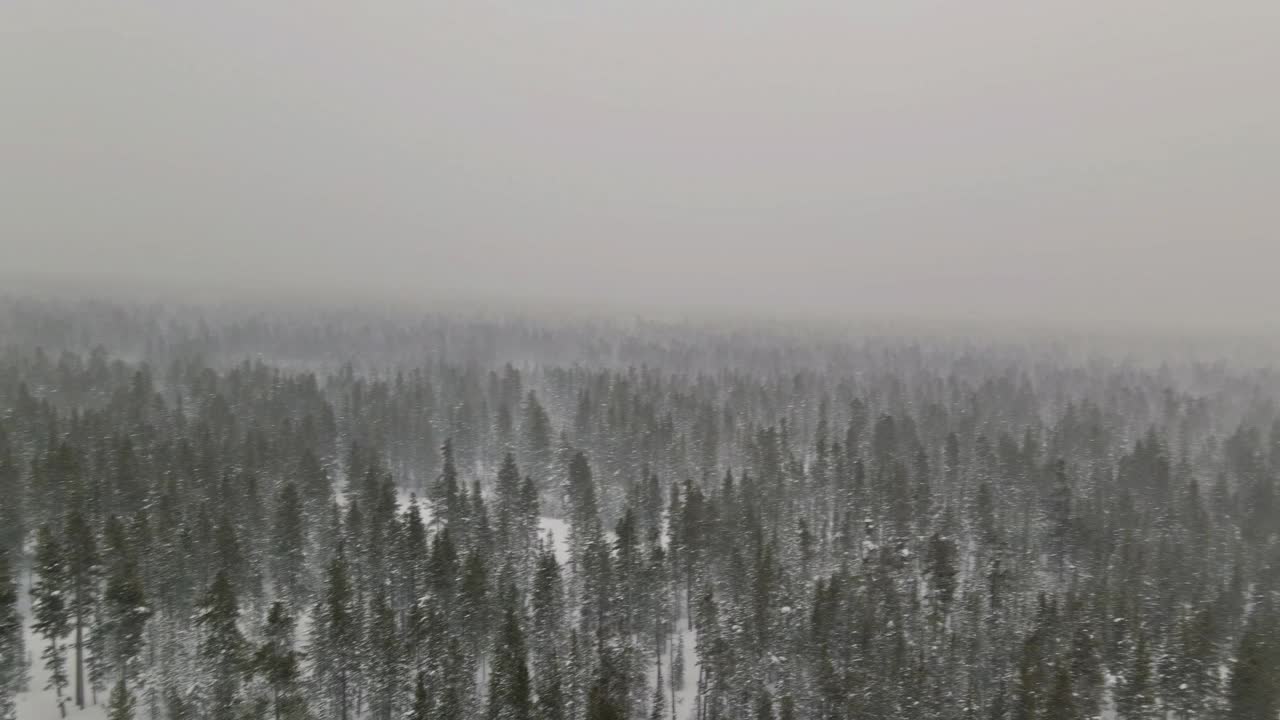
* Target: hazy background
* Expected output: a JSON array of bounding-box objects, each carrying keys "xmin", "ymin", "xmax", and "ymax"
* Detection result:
[{"xmin": 2, "ymin": 1, "xmax": 1277, "ymax": 331}]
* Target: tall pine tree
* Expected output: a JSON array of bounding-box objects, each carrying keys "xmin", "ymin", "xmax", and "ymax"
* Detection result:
[
  {"xmin": 487, "ymin": 589, "xmax": 531, "ymax": 720},
  {"xmin": 195, "ymin": 570, "xmax": 247, "ymax": 720},
  {"xmin": 31, "ymin": 525, "xmax": 71, "ymax": 718},
  {"xmin": 0, "ymin": 552, "xmax": 26, "ymax": 720}
]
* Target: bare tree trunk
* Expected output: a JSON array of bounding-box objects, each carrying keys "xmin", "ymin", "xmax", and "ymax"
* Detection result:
[
  {"xmin": 74, "ymin": 616, "xmax": 84, "ymax": 709},
  {"xmin": 74, "ymin": 576, "xmax": 85, "ymax": 710}
]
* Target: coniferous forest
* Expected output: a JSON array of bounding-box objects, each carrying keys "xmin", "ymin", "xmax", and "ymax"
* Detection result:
[{"xmin": 1, "ymin": 299, "xmax": 1278, "ymax": 720}]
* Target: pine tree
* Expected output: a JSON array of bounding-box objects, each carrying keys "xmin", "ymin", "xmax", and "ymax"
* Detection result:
[
  {"xmin": 975, "ymin": 481, "xmax": 999, "ymax": 549},
  {"xmin": 470, "ymin": 480, "xmax": 494, "ymax": 560},
  {"xmin": 530, "ymin": 547, "xmax": 564, "ymax": 666},
  {"xmin": 519, "ymin": 476, "xmax": 539, "ymax": 565},
  {"xmin": 31, "ymin": 524, "xmax": 71, "ymax": 718},
  {"xmin": 754, "ymin": 687, "xmax": 775, "ymax": 720},
  {"xmin": 778, "ymin": 694, "xmax": 795, "ymax": 720},
  {"xmin": 1183, "ymin": 606, "xmax": 1222, "ymax": 718},
  {"xmin": 496, "ymin": 453, "xmax": 523, "ymax": 556},
  {"xmin": 163, "ymin": 684, "xmax": 193, "ymax": 720},
  {"xmin": 195, "ymin": 570, "xmax": 247, "ymax": 720},
  {"xmin": 102, "ymin": 555, "xmax": 150, "ymax": 691},
  {"xmin": 534, "ymin": 652, "xmax": 564, "ymax": 720},
  {"xmin": 428, "ymin": 529, "xmax": 459, "ymax": 599},
  {"xmin": 107, "ymin": 679, "xmax": 135, "ymax": 720},
  {"xmin": 366, "ymin": 590, "xmax": 402, "ymax": 720},
  {"xmin": 64, "ymin": 508, "xmax": 99, "ymax": 710},
  {"xmin": 0, "ymin": 433, "xmax": 22, "ymax": 571},
  {"xmin": 398, "ymin": 497, "xmax": 428, "ymax": 618},
  {"xmin": 1046, "ymin": 460, "xmax": 1074, "ymax": 569},
  {"xmin": 1225, "ymin": 612, "xmax": 1278, "ymax": 720},
  {"xmin": 1043, "ymin": 665, "xmax": 1077, "ymax": 720},
  {"xmin": 1068, "ymin": 625, "xmax": 1103, "ymax": 716},
  {"xmin": 460, "ymin": 550, "xmax": 491, "ymax": 659},
  {"xmin": 272, "ymin": 483, "xmax": 307, "ymax": 605},
  {"xmin": 428, "ymin": 440, "xmax": 458, "ymax": 530},
  {"xmin": 0, "ymin": 552, "xmax": 27, "ymax": 720},
  {"xmin": 410, "ymin": 672, "xmax": 431, "ymax": 720},
  {"xmin": 312, "ymin": 550, "xmax": 359, "ymax": 720},
  {"xmin": 1160, "ymin": 606, "xmax": 1220, "ymax": 720},
  {"xmin": 487, "ymin": 590, "xmax": 532, "ymax": 720},
  {"xmin": 522, "ymin": 392, "xmax": 553, "ymax": 475},
  {"xmin": 670, "ymin": 632, "xmax": 685, "ymax": 692},
  {"xmin": 649, "ymin": 665, "xmax": 665, "ymax": 720},
  {"xmin": 214, "ymin": 513, "xmax": 256, "ymax": 602},
  {"xmin": 586, "ymin": 646, "xmax": 627, "ymax": 720},
  {"xmin": 254, "ymin": 602, "xmax": 301, "ymax": 720},
  {"xmin": 1116, "ymin": 631, "xmax": 1155, "ymax": 720},
  {"xmin": 1012, "ymin": 623, "xmax": 1046, "ymax": 720},
  {"xmin": 566, "ymin": 452, "xmax": 610, "ymax": 636},
  {"xmin": 927, "ymin": 532, "xmax": 958, "ymax": 618},
  {"xmin": 436, "ymin": 637, "xmax": 467, "ymax": 720}
]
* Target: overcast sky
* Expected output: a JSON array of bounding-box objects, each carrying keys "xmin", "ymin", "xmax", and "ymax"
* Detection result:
[{"xmin": 2, "ymin": 1, "xmax": 1277, "ymax": 330}]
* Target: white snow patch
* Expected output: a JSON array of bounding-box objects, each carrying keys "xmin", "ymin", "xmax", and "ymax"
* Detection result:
[{"xmin": 538, "ymin": 517, "xmax": 571, "ymax": 564}]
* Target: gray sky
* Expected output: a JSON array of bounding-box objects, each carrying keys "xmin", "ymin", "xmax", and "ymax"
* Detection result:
[{"xmin": 2, "ymin": 1, "xmax": 1278, "ymax": 331}]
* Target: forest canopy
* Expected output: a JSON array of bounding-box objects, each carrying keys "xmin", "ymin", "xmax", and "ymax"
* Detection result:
[{"xmin": 0, "ymin": 298, "xmax": 1277, "ymax": 720}]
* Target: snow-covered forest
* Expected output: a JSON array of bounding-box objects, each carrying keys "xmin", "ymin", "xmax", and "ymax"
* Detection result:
[{"xmin": 1, "ymin": 299, "xmax": 1278, "ymax": 720}]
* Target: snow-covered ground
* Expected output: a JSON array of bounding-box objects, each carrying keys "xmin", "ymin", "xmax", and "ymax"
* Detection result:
[
  {"xmin": 669, "ymin": 628, "xmax": 700, "ymax": 720},
  {"xmin": 537, "ymin": 516, "xmax": 571, "ymax": 564}
]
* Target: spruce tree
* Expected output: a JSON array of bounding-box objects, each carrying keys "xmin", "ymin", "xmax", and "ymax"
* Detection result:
[
  {"xmin": 1011, "ymin": 624, "xmax": 1045, "ymax": 720},
  {"xmin": 0, "ymin": 434, "xmax": 22, "ymax": 571},
  {"xmin": 1068, "ymin": 625, "xmax": 1103, "ymax": 716},
  {"xmin": 530, "ymin": 547, "xmax": 564, "ymax": 664},
  {"xmin": 163, "ymin": 684, "xmax": 193, "ymax": 720},
  {"xmin": 102, "ymin": 555, "xmax": 150, "ymax": 691},
  {"xmin": 272, "ymin": 483, "xmax": 307, "ymax": 605},
  {"xmin": 366, "ymin": 590, "xmax": 402, "ymax": 720},
  {"xmin": 586, "ymin": 644, "xmax": 627, "ymax": 720},
  {"xmin": 434, "ymin": 440, "xmax": 461, "ymax": 530},
  {"xmin": 648, "ymin": 665, "xmax": 665, "ymax": 720},
  {"xmin": 107, "ymin": 679, "xmax": 135, "ymax": 720},
  {"xmin": 927, "ymin": 532, "xmax": 958, "ymax": 618},
  {"xmin": 1042, "ymin": 665, "xmax": 1077, "ymax": 720},
  {"xmin": 1184, "ymin": 606, "xmax": 1223, "ymax": 717},
  {"xmin": 754, "ymin": 687, "xmax": 775, "ymax": 720},
  {"xmin": 496, "ymin": 453, "xmax": 523, "ymax": 556},
  {"xmin": 312, "ymin": 550, "xmax": 359, "ymax": 720},
  {"xmin": 195, "ymin": 570, "xmax": 247, "ymax": 720},
  {"xmin": 254, "ymin": 601, "xmax": 301, "ymax": 720},
  {"xmin": 778, "ymin": 694, "xmax": 795, "ymax": 720},
  {"xmin": 460, "ymin": 550, "xmax": 490, "ymax": 664},
  {"xmin": 398, "ymin": 497, "xmax": 428, "ymax": 618},
  {"xmin": 487, "ymin": 590, "xmax": 531, "ymax": 720},
  {"xmin": 64, "ymin": 508, "xmax": 99, "ymax": 710},
  {"xmin": 1225, "ymin": 612, "xmax": 1278, "ymax": 720},
  {"xmin": 436, "ymin": 637, "xmax": 467, "ymax": 719},
  {"xmin": 410, "ymin": 671, "xmax": 431, "ymax": 720},
  {"xmin": 670, "ymin": 633, "xmax": 684, "ymax": 692},
  {"xmin": 31, "ymin": 524, "xmax": 71, "ymax": 718},
  {"xmin": 1115, "ymin": 631, "xmax": 1155, "ymax": 720},
  {"xmin": 1046, "ymin": 460, "xmax": 1074, "ymax": 569},
  {"xmin": 521, "ymin": 392, "xmax": 553, "ymax": 475},
  {"xmin": 0, "ymin": 552, "xmax": 26, "ymax": 720}
]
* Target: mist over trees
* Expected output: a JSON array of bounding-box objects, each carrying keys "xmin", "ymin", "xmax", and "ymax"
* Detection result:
[{"xmin": 1, "ymin": 298, "xmax": 1278, "ymax": 720}]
